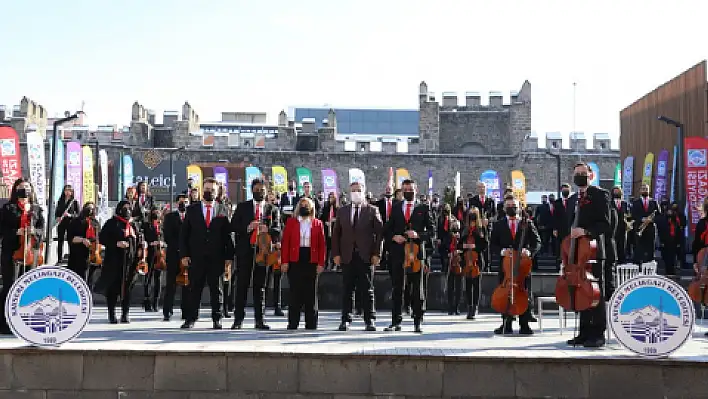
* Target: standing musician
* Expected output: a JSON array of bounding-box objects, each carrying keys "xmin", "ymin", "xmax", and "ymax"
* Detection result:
[
  {"xmin": 468, "ymin": 181, "xmax": 494, "ymax": 270},
  {"xmin": 375, "ymin": 183, "xmax": 396, "ymax": 272},
  {"xmin": 179, "ymin": 178, "xmax": 234, "ymax": 329},
  {"xmin": 98, "ymin": 201, "xmax": 139, "ymax": 324},
  {"xmin": 133, "ymin": 181, "xmax": 155, "ymax": 224},
  {"xmin": 0, "ymin": 178, "xmax": 45, "ymax": 335},
  {"xmin": 67, "ymin": 202, "xmax": 101, "ymax": 281},
  {"xmin": 490, "ymin": 195, "xmax": 540, "ymax": 335},
  {"xmin": 265, "ymin": 190, "xmax": 284, "ymax": 316},
  {"xmin": 231, "ymin": 178, "xmax": 280, "ymax": 330},
  {"xmin": 437, "ymin": 204, "xmax": 461, "ymax": 315},
  {"xmin": 459, "ymin": 207, "xmax": 487, "ymax": 319},
  {"xmin": 564, "ymin": 162, "xmax": 611, "ymax": 348},
  {"xmin": 320, "ymin": 191, "xmax": 338, "ymax": 270},
  {"xmin": 332, "ymin": 181, "xmax": 383, "ymax": 331},
  {"xmin": 141, "ymin": 208, "xmax": 164, "ymax": 312},
  {"xmin": 55, "ymin": 184, "xmax": 80, "ymax": 262},
  {"xmin": 631, "ymin": 183, "xmax": 659, "ymax": 264},
  {"xmin": 610, "ymin": 187, "xmax": 630, "ymax": 264},
  {"xmin": 280, "ymin": 181, "xmax": 298, "ymax": 222},
  {"xmin": 384, "ymin": 179, "xmax": 434, "ymax": 333},
  {"xmin": 162, "ymin": 194, "xmax": 190, "ymax": 321},
  {"xmin": 656, "ymin": 200, "xmax": 684, "ymax": 276},
  {"xmin": 281, "ymin": 197, "xmax": 326, "ymax": 330},
  {"xmin": 216, "ymin": 182, "xmax": 235, "ymax": 318}
]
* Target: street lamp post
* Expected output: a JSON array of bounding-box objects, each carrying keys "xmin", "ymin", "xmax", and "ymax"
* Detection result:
[
  {"xmin": 45, "ymin": 111, "xmax": 84, "ymax": 263},
  {"xmin": 657, "ymin": 116, "xmax": 685, "ymax": 215}
]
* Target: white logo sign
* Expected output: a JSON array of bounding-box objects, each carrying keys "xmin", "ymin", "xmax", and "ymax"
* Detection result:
[
  {"xmin": 608, "ymin": 275, "xmax": 693, "ymax": 358},
  {"xmin": 5, "ymin": 266, "xmax": 92, "ymax": 347}
]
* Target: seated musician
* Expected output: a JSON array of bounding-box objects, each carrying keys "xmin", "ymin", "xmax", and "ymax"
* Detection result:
[
  {"xmin": 459, "ymin": 207, "xmax": 487, "ymax": 320},
  {"xmin": 67, "ymin": 202, "xmax": 101, "ymax": 282},
  {"xmin": 490, "ymin": 195, "xmax": 540, "ymax": 335}
]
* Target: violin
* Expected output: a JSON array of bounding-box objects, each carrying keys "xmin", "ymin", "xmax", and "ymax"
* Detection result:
[
  {"xmin": 462, "ymin": 229, "xmax": 480, "ymax": 278},
  {"xmin": 555, "ymin": 198, "xmax": 601, "ymax": 312},
  {"xmin": 449, "ymin": 234, "xmax": 462, "ymax": 275},
  {"xmin": 255, "ymin": 228, "xmax": 279, "ymax": 267},
  {"xmin": 176, "ymin": 262, "xmax": 189, "ymax": 286},
  {"xmin": 153, "ymin": 223, "xmax": 166, "ymax": 271},
  {"xmin": 403, "ymin": 224, "xmax": 422, "ymax": 273},
  {"xmin": 89, "ymin": 240, "xmax": 102, "ymax": 266},
  {"xmin": 688, "ymin": 247, "xmax": 708, "ymax": 305},
  {"xmin": 491, "ymin": 216, "xmax": 532, "ymax": 316},
  {"xmin": 136, "ymin": 241, "xmax": 148, "ymax": 275},
  {"xmin": 12, "ymin": 203, "xmax": 44, "ymax": 271}
]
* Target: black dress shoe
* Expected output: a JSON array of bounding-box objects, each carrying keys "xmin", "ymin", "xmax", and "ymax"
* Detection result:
[
  {"xmin": 519, "ymin": 325, "xmax": 534, "ymax": 335},
  {"xmin": 529, "ymin": 316, "xmax": 538, "ymax": 323},
  {"xmin": 223, "ymin": 311, "xmax": 231, "ymax": 319},
  {"xmin": 466, "ymin": 307, "xmax": 476, "ymax": 320},
  {"xmin": 231, "ymin": 321, "xmax": 242, "ymax": 330},
  {"xmin": 448, "ymin": 311, "xmax": 455, "ymax": 315},
  {"xmin": 454, "ymin": 310, "xmax": 461, "ymax": 316},
  {"xmin": 493, "ymin": 322, "xmax": 512, "ymax": 335},
  {"xmin": 109, "ymin": 315, "xmax": 118, "ymax": 324},
  {"xmin": 274, "ymin": 308, "xmax": 285, "ymax": 317},
  {"xmin": 583, "ymin": 338, "xmax": 606, "ymax": 348},
  {"xmin": 120, "ymin": 315, "xmax": 130, "ymax": 324},
  {"xmin": 255, "ymin": 322, "xmax": 270, "ymax": 330},
  {"xmin": 163, "ymin": 315, "xmax": 171, "ymax": 322},
  {"xmin": 567, "ymin": 336, "xmax": 585, "ymax": 345},
  {"xmin": 414, "ymin": 322, "xmax": 423, "ymax": 334},
  {"xmin": 181, "ymin": 320, "xmax": 195, "ymax": 329},
  {"xmin": 364, "ymin": 322, "xmax": 376, "ymax": 332},
  {"xmin": 384, "ymin": 323, "xmax": 401, "ymax": 332},
  {"xmin": 287, "ymin": 325, "xmax": 298, "ymax": 330},
  {"xmin": 213, "ymin": 320, "xmax": 222, "ymax": 330},
  {"xmin": 338, "ymin": 322, "xmax": 349, "ymax": 331}
]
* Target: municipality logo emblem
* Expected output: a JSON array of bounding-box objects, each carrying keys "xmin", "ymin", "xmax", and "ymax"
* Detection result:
[
  {"xmin": 609, "ymin": 275, "xmax": 693, "ymax": 358},
  {"xmin": 657, "ymin": 161, "xmax": 666, "ymax": 175},
  {"xmin": 5, "ymin": 266, "xmax": 92, "ymax": 347},
  {"xmin": 0, "ymin": 139, "xmax": 15, "ymax": 156},
  {"xmin": 274, "ymin": 174, "xmax": 285, "ymax": 185},
  {"xmin": 688, "ymin": 149, "xmax": 706, "ymax": 167}
]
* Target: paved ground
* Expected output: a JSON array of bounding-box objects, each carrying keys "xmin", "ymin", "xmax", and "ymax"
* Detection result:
[{"xmin": 1, "ymin": 308, "xmax": 707, "ymax": 362}]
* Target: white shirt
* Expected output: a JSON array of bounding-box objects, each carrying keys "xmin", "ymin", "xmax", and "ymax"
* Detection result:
[
  {"xmin": 298, "ymin": 216, "xmax": 312, "ymax": 247},
  {"xmin": 253, "ymin": 200, "xmax": 265, "ymax": 219},
  {"xmin": 202, "ymin": 202, "xmax": 215, "ymax": 223}
]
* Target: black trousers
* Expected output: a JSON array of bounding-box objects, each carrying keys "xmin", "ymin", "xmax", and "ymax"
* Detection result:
[
  {"xmin": 464, "ymin": 276, "xmax": 481, "ymax": 309},
  {"xmin": 143, "ymin": 261, "xmax": 162, "ymax": 309},
  {"xmin": 341, "ymin": 251, "xmax": 375, "ymax": 323},
  {"xmin": 105, "ymin": 261, "xmax": 136, "ymax": 318},
  {"xmin": 234, "ymin": 252, "xmax": 268, "ymax": 323},
  {"xmin": 661, "ymin": 243, "xmax": 680, "ymax": 275},
  {"xmin": 287, "ymin": 248, "xmax": 319, "ymax": 329},
  {"xmin": 163, "ymin": 258, "xmax": 190, "ymax": 318},
  {"xmin": 271, "ymin": 269, "xmax": 282, "ymax": 310},
  {"xmin": 391, "ymin": 259, "xmax": 425, "ymax": 324},
  {"xmin": 578, "ymin": 259, "xmax": 607, "ymax": 340},
  {"xmin": 634, "ymin": 226, "xmax": 656, "ymax": 264},
  {"xmin": 56, "ymin": 218, "xmax": 72, "ymax": 261},
  {"xmin": 615, "ymin": 231, "xmax": 627, "ymax": 264},
  {"xmin": 540, "ymin": 229, "xmax": 552, "ymax": 254},
  {"xmin": 187, "ymin": 259, "xmax": 223, "ymax": 322},
  {"xmin": 223, "ymin": 269, "xmax": 235, "ymax": 313}
]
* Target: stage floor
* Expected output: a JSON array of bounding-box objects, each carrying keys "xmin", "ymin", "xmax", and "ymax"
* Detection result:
[{"xmin": 1, "ymin": 308, "xmax": 707, "ymax": 362}]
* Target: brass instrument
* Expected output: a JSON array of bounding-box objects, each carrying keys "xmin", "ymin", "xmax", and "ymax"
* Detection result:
[
  {"xmin": 624, "ymin": 214, "xmax": 634, "ymax": 232},
  {"xmin": 637, "ymin": 210, "xmax": 657, "ymax": 237}
]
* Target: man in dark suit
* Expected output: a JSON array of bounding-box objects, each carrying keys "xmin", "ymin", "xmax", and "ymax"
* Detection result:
[
  {"xmin": 132, "ymin": 181, "xmax": 156, "ymax": 224},
  {"xmin": 162, "ymin": 194, "xmax": 190, "ymax": 321},
  {"xmin": 553, "ymin": 183, "xmax": 572, "ymax": 254},
  {"xmin": 490, "ymin": 195, "xmax": 541, "ymax": 335},
  {"xmin": 611, "ymin": 186, "xmax": 630, "ymax": 264},
  {"xmin": 469, "ymin": 181, "xmax": 495, "ymax": 269},
  {"xmin": 375, "ymin": 184, "xmax": 396, "ymax": 271},
  {"xmin": 279, "ymin": 181, "xmax": 298, "ymax": 223},
  {"xmin": 231, "ymin": 178, "xmax": 281, "ymax": 330},
  {"xmin": 631, "ymin": 183, "xmax": 659, "ymax": 264},
  {"xmin": 332, "ymin": 181, "xmax": 383, "ymax": 331},
  {"xmin": 383, "ymin": 179, "xmax": 434, "ymax": 333},
  {"xmin": 296, "ymin": 181, "xmax": 321, "ymax": 217},
  {"xmin": 563, "ymin": 162, "xmax": 612, "ymax": 348},
  {"xmin": 179, "ymin": 178, "xmax": 234, "ymax": 329},
  {"xmin": 535, "ymin": 195, "xmax": 553, "ymax": 254}
]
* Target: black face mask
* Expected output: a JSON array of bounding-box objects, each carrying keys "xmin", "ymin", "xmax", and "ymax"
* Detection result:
[
  {"xmin": 403, "ymin": 192, "xmax": 415, "ymax": 201},
  {"xmin": 203, "ymin": 191, "xmax": 214, "ymax": 202},
  {"xmin": 384, "ymin": 193, "xmax": 392, "ymax": 198},
  {"xmin": 562, "ymin": 190, "xmax": 570, "ymax": 198},
  {"xmin": 641, "ymin": 192, "xmax": 649, "ymax": 198},
  {"xmin": 469, "ymin": 214, "xmax": 478, "ymax": 221},
  {"xmin": 299, "ymin": 207, "xmax": 311, "ymax": 217},
  {"xmin": 85, "ymin": 208, "xmax": 95, "ymax": 216},
  {"xmin": 444, "ymin": 209, "xmax": 451, "ymax": 215},
  {"xmin": 178, "ymin": 203, "xmax": 187, "ymax": 212},
  {"xmin": 253, "ymin": 192, "xmax": 264, "ymax": 202},
  {"xmin": 542, "ymin": 199, "xmax": 547, "ymax": 204},
  {"xmin": 16, "ymin": 188, "xmax": 29, "ymax": 199},
  {"xmin": 612, "ymin": 193, "xmax": 621, "ymax": 199},
  {"xmin": 505, "ymin": 208, "xmax": 517, "ymax": 217},
  {"xmin": 119, "ymin": 208, "xmax": 131, "ymax": 218},
  {"xmin": 573, "ymin": 174, "xmax": 588, "ymax": 187},
  {"xmin": 151, "ymin": 213, "xmax": 160, "ymax": 220},
  {"xmin": 288, "ymin": 186, "xmax": 295, "ymax": 192}
]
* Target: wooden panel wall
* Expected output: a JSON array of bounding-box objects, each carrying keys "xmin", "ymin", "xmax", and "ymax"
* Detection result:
[{"xmin": 619, "ymin": 61, "xmax": 708, "ymax": 196}]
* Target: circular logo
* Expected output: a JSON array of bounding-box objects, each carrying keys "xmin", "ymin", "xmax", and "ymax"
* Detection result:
[
  {"xmin": 324, "ymin": 176, "xmax": 335, "ymax": 186},
  {"xmin": 299, "ymin": 176, "xmax": 310, "ymax": 184},
  {"xmin": 274, "ymin": 174, "xmax": 285, "ymax": 185},
  {"xmin": 608, "ymin": 275, "xmax": 694, "ymax": 358},
  {"xmin": 657, "ymin": 161, "xmax": 666, "ymax": 175},
  {"xmin": 644, "ymin": 163, "xmax": 653, "ymax": 176},
  {"xmin": 5, "ymin": 266, "xmax": 92, "ymax": 347}
]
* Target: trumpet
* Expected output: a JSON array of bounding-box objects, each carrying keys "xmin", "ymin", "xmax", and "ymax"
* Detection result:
[
  {"xmin": 624, "ymin": 214, "xmax": 634, "ymax": 232},
  {"xmin": 637, "ymin": 210, "xmax": 657, "ymax": 237}
]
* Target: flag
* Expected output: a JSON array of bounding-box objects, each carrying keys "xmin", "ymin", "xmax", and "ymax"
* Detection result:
[
  {"xmin": 641, "ymin": 152, "xmax": 654, "ymax": 193},
  {"xmin": 296, "ymin": 167, "xmax": 312, "ymax": 194},
  {"xmin": 349, "ymin": 168, "xmax": 366, "ymax": 192},
  {"xmin": 622, "ymin": 156, "xmax": 634, "ymax": 197},
  {"xmin": 271, "ymin": 166, "xmax": 288, "ymax": 194},
  {"xmin": 244, "ymin": 166, "xmax": 262, "ymax": 200},
  {"xmin": 511, "ymin": 170, "xmax": 526, "ymax": 206},
  {"xmin": 82, "ymin": 146, "xmax": 95, "ymax": 204},
  {"xmin": 321, "ymin": 169, "xmax": 338, "ymax": 199},
  {"xmin": 396, "ymin": 168, "xmax": 410, "ymax": 189},
  {"xmin": 428, "ymin": 170, "xmax": 433, "ymax": 196},
  {"xmin": 653, "ymin": 149, "xmax": 669, "ymax": 202},
  {"xmin": 480, "ymin": 170, "xmax": 502, "ymax": 202},
  {"xmin": 685, "ymin": 137, "xmax": 708, "ymax": 233},
  {"xmin": 66, "ymin": 142, "xmax": 83, "ymax": 204}
]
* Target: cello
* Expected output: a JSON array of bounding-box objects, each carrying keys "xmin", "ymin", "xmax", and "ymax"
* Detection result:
[
  {"xmin": 688, "ymin": 247, "xmax": 708, "ymax": 305},
  {"xmin": 491, "ymin": 214, "xmax": 532, "ymax": 316},
  {"xmin": 555, "ymin": 196, "xmax": 601, "ymax": 312}
]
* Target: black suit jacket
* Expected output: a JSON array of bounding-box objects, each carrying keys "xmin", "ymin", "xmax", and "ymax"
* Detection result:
[
  {"xmin": 179, "ymin": 202, "xmax": 234, "ymax": 265},
  {"xmin": 132, "ymin": 195, "xmax": 155, "ymax": 223},
  {"xmin": 384, "ymin": 201, "xmax": 435, "ymax": 261},
  {"xmin": 162, "ymin": 211, "xmax": 185, "ymax": 266},
  {"xmin": 469, "ymin": 195, "xmax": 496, "ymax": 220},
  {"xmin": 279, "ymin": 193, "xmax": 298, "ymax": 221},
  {"xmin": 631, "ymin": 197, "xmax": 660, "ymax": 231},
  {"xmin": 563, "ymin": 186, "xmax": 612, "ymax": 260},
  {"xmin": 490, "ymin": 216, "xmax": 541, "ymax": 256},
  {"xmin": 231, "ymin": 200, "xmax": 281, "ymax": 258},
  {"xmin": 553, "ymin": 197, "xmax": 571, "ymax": 238}
]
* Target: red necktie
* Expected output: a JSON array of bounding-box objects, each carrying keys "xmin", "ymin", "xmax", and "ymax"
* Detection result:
[
  {"xmin": 141, "ymin": 195, "xmax": 145, "ymax": 205},
  {"xmin": 86, "ymin": 219, "xmax": 95, "ymax": 239},
  {"xmin": 511, "ymin": 219, "xmax": 517, "ymax": 240},
  {"xmin": 443, "ymin": 217, "xmax": 449, "ymax": 231},
  {"xmin": 180, "ymin": 213, "xmax": 184, "ymax": 222},
  {"xmin": 386, "ymin": 200, "xmax": 392, "ymax": 220},
  {"xmin": 458, "ymin": 209, "xmax": 463, "ymax": 220},
  {"xmin": 329, "ymin": 206, "xmax": 334, "ymax": 220},
  {"xmin": 550, "ymin": 205, "xmax": 554, "ymax": 215},
  {"xmin": 644, "ymin": 199, "xmax": 648, "ymax": 212},
  {"xmin": 251, "ymin": 205, "xmax": 260, "ymax": 244},
  {"xmin": 669, "ymin": 219, "xmax": 675, "ymax": 237},
  {"xmin": 205, "ymin": 204, "xmax": 212, "ymax": 229},
  {"xmin": 616, "ymin": 200, "xmax": 620, "ymax": 209},
  {"xmin": 405, "ymin": 203, "xmax": 412, "ymax": 223}
]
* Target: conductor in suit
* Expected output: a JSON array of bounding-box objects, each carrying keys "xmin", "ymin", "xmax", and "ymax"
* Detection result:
[
  {"xmin": 631, "ymin": 183, "xmax": 659, "ymax": 264},
  {"xmin": 231, "ymin": 178, "xmax": 281, "ymax": 330},
  {"xmin": 332, "ymin": 182, "xmax": 384, "ymax": 331},
  {"xmin": 179, "ymin": 178, "xmax": 234, "ymax": 329}
]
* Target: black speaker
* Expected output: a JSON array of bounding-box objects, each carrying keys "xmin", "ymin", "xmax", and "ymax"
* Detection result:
[{"xmin": 296, "ymin": 135, "xmax": 319, "ymax": 151}]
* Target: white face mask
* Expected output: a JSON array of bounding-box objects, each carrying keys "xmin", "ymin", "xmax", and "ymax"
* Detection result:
[{"xmin": 350, "ymin": 192, "xmax": 363, "ymax": 204}]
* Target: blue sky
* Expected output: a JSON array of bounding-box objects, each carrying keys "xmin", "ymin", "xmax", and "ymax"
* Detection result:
[{"xmin": 3, "ymin": 0, "xmax": 708, "ymax": 149}]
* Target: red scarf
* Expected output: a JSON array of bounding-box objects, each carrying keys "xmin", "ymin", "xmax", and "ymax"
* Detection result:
[
  {"xmin": 115, "ymin": 216, "xmax": 135, "ymax": 238},
  {"xmin": 18, "ymin": 201, "xmax": 30, "ymax": 228},
  {"xmin": 86, "ymin": 218, "xmax": 96, "ymax": 240}
]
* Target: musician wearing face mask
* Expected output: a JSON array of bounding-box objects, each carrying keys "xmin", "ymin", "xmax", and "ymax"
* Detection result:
[
  {"xmin": 553, "ymin": 183, "xmax": 572, "ymax": 244},
  {"xmin": 610, "ymin": 187, "xmax": 630, "ymax": 264},
  {"xmin": 656, "ymin": 200, "xmax": 684, "ymax": 276},
  {"xmin": 563, "ymin": 162, "xmax": 611, "ymax": 348},
  {"xmin": 132, "ymin": 182, "xmax": 154, "ymax": 224},
  {"xmin": 320, "ymin": 191, "xmax": 339, "ymax": 271},
  {"xmin": 631, "ymin": 184, "xmax": 659, "ymax": 264},
  {"xmin": 231, "ymin": 178, "xmax": 280, "ymax": 330},
  {"xmin": 162, "ymin": 194, "xmax": 190, "ymax": 321},
  {"xmin": 384, "ymin": 179, "xmax": 434, "ymax": 333},
  {"xmin": 280, "ymin": 181, "xmax": 298, "ymax": 223},
  {"xmin": 55, "ymin": 185, "xmax": 80, "ymax": 262},
  {"xmin": 98, "ymin": 201, "xmax": 140, "ymax": 324},
  {"xmin": 67, "ymin": 202, "xmax": 101, "ymax": 281},
  {"xmin": 375, "ymin": 184, "xmax": 397, "ymax": 272},
  {"xmin": 437, "ymin": 204, "xmax": 461, "ymax": 315},
  {"xmin": 140, "ymin": 209, "xmax": 164, "ymax": 312},
  {"xmin": 0, "ymin": 178, "xmax": 45, "ymax": 335},
  {"xmin": 180, "ymin": 178, "xmax": 235, "ymax": 330},
  {"xmin": 490, "ymin": 196, "xmax": 540, "ymax": 335}
]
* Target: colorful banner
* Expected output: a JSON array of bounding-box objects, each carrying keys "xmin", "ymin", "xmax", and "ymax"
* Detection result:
[
  {"xmin": 587, "ymin": 162, "xmax": 600, "ymax": 186},
  {"xmin": 671, "ymin": 146, "xmax": 677, "ymax": 203},
  {"xmin": 641, "ymin": 152, "xmax": 654, "ymax": 193},
  {"xmin": 321, "ymin": 169, "xmax": 338, "ymax": 199},
  {"xmin": 622, "ymin": 156, "xmax": 634, "ymax": 198},
  {"xmin": 244, "ymin": 166, "xmax": 262, "ymax": 200},
  {"xmin": 82, "ymin": 146, "xmax": 95, "ymax": 204},
  {"xmin": 26, "ymin": 132, "xmax": 46, "ymax": 208},
  {"xmin": 349, "ymin": 168, "xmax": 366, "ymax": 192},
  {"xmin": 52, "ymin": 136, "xmax": 65, "ymax": 203},
  {"xmin": 428, "ymin": 170, "xmax": 433, "ymax": 196},
  {"xmin": 0, "ymin": 126, "xmax": 21, "ymax": 198},
  {"xmin": 296, "ymin": 167, "xmax": 312, "ymax": 194},
  {"xmin": 271, "ymin": 166, "xmax": 288, "ymax": 195},
  {"xmin": 66, "ymin": 142, "xmax": 83, "ymax": 204},
  {"xmin": 613, "ymin": 163, "xmax": 622, "ymax": 188},
  {"xmin": 396, "ymin": 168, "xmax": 410, "ymax": 189},
  {"xmin": 653, "ymin": 149, "xmax": 669, "ymax": 202},
  {"xmin": 186, "ymin": 164, "xmax": 204, "ymax": 199},
  {"xmin": 511, "ymin": 170, "xmax": 527, "ymax": 206},
  {"xmin": 122, "ymin": 154, "xmax": 133, "ymax": 197},
  {"xmin": 99, "ymin": 150, "xmax": 108, "ymax": 212},
  {"xmin": 480, "ymin": 169, "xmax": 502, "ymax": 203},
  {"xmin": 213, "ymin": 166, "xmax": 229, "ymax": 197},
  {"xmin": 685, "ymin": 137, "xmax": 708, "ymax": 233},
  {"xmin": 454, "ymin": 172, "xmax": 461, "ymax": 201}
]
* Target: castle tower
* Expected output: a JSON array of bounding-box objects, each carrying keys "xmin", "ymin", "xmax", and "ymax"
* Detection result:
[{"xmin": 419, "ymin": 81, "xmax": 440, "ymax": 153}]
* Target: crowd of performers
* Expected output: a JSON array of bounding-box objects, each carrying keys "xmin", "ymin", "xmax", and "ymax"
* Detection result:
[{"xmin": 0, "ymin": 162, "xmax": 704, "ymax": 347}]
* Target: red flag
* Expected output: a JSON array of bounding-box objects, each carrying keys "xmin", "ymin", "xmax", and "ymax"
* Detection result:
[{"xmin": 684, "ymin": 136, "xmax": 708, "ymax": 234}]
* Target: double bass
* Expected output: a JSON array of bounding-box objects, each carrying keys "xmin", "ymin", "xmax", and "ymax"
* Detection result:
[
  {"xmin": 491, "ymin": 215, "xmax": 532, "ymax": 316},
  {"xmin": 555, "ymin": 197, "xmax": 601, "ymax": 312},
  {"xmin": 12, "ymin": 203, "xmax": 44, "ymax": 277},
  {"xmin": 688, "ymin": 247, "xmax": 708, "ymax": 305}
]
